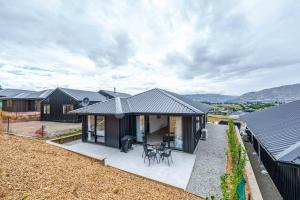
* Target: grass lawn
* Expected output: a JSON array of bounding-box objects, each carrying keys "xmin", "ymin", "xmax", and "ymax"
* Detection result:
[{"xmin": 0, "ymin": 132, "xmax": 202, "ymax": 200}]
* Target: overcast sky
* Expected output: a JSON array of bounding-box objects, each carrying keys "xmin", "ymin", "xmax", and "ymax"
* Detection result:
[{"xmin": 0, "ymin": 0, "xmax": 299, "ymax": 95}]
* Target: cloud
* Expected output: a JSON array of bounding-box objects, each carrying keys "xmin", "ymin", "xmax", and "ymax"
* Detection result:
[{"xmin": 0, "ymin": 0, "xmax": 299, "ymax": 95}]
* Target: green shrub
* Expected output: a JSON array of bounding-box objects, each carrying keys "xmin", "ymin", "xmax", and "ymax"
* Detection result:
[{"xmin": 221, "ymin": 119, "xmax": 247, "ymax": 200}]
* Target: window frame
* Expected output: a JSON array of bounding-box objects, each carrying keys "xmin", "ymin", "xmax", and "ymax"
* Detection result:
[
  {"xmin": 6, "ymin": 100, "xmax": 13, "ymax": 107},
  {"xmin": 63, "ymin": 104, "xmax": 74, "ymax": 114},
  {"xmin": 43, "ymin": 104, "xmax": 50, "ymax": 115}
]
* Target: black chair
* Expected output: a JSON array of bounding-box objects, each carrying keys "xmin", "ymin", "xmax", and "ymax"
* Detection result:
[
  {"xmin": 143, "ymin": 145, "xmax": 157, "ymax": 166},
  {"xmin": 163, "ymin": 135, "xmax": 175, "ymax": 147},
  {"xmin": 160, "ymin": 149, "xmax": 173, "ymax": 166},
  {"xmin": 142, "ymin": 144, "xmax": 154, "ymax": 158}
]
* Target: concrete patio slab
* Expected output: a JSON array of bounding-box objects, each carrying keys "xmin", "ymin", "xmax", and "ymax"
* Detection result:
[{"xmin": 47, "ymin": 140, "xmax": 196, "ymax": 189}]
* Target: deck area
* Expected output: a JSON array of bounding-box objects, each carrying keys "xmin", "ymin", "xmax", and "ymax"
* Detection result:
[{"xmin": 48, "ymin": 140, "xmax": 196, "ymax": 189}]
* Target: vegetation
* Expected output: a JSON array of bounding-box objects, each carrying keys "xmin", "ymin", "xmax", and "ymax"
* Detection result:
[
  {"xmin": 221, "ymin": 119, "xmax": 247, "ymax": 200},
  {"xmin": 209, "ymin": 102, "xmax": 276, "ymax": 115},
  {"xmin": 60, "ymin": 129, "xmax": 81, "ymax": 136}
]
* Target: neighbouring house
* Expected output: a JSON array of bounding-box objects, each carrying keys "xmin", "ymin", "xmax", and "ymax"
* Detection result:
[
  {"xmin": 70, "ymin": 88, "xmax": 209, "ymax": 153},
  {"xmin": 99, "ymin": 89, "xmax": 131, "ymax": 99},
  {"xmin": 240, "ymin": 100, "xmax": 300, "ymax": 200},
  {"xmin": 0, "ymin": 89, "xmax": 35, "ymax": 109},
  {"xmin": 1, "ymin": 89, "xmax": 53, "ymax": 113},
  {"xmin": 40, "ymin": 87, "xmax": 108, "ymax": 123}
]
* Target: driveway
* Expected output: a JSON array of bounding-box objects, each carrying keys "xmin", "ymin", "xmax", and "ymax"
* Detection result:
[
  {"xmin": 186, "ymin": 123, "xmax": 227, "ymax": 199},
  {"xmin": 7, "ymin": 121, "xmax": 81, "ymax": 138}
]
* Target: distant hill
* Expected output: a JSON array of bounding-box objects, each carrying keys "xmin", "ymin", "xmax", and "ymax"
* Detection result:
[
  {"xmin": 185, "ymin": 83, "xmax": 300, "ymax": 103},
  {"xmin": 185, "ymin": 94, "xmax": 237, "ymax": 103},
  {"xmin": 232, "ymin": 83, "xmax": 300, "ymax": 103}
]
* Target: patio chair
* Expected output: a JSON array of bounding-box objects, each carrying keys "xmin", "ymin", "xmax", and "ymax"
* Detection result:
[
  {"xmin": 160, "ymin": 149, "xmax": 173, "ymax": 166},
  {"xmin": 142, "ymin": 144, "xmax": 154, "ymax": 158},
  {"xmin": 143, "ymin": 145, "xmax": 157, "ymax": 166}
]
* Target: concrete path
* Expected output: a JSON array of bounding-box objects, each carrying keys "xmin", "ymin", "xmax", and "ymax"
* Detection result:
[
  {"xmin": 48, "ymin": 140, "xmax": 196, "ymax": 189},
  {"xmin": 186, "ymin": 123, "xmax": 227, "ymax": 199}
]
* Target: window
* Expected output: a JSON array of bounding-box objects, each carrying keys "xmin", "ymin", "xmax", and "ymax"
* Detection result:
[
  {"xmin": 28, "ymin": 100, "xmax": 35, "ymax": 111},
  {"xmin": 63, "ymin": 104, "xmax": 74, "ymax": 114},
  {"xmin": 7, "ymin": 100, "xmax": 13, "ymax": 107},
  {"xmin": 44, "ymin": 104, "xmax": 50, "ymax": 114}
]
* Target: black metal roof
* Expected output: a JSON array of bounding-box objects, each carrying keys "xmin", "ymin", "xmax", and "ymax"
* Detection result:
[
  {"xmin": 58, "ymin": 88, "xmax": 107, "ymax": 102},
  {"xmin": 0, "ymin": 89, "xmax": 35, "ymax": 97},
  {"xmin": 71, "ymin": 88, "xmax": 209, "ymax": 115},
  {"xmin": 98, "ymin": 90, "xmax": 131, "ymax": 98},
  {"xmin": 240, "ymin": 100, "xmax": 300, "ymax": 164},
  {"xmin": 0, "ymin": 89, "xmax": 53, "ymax": 100}
]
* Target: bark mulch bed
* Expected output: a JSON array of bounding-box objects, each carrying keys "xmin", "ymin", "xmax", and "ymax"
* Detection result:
[{"xmin": 0, "ymin": 132, "xmax": 202, "ymax": 200}]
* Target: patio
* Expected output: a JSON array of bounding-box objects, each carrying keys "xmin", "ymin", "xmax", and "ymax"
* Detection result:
[{"xmin": 48, "ymin": 140, "xmax": 196, "ymax": 189}]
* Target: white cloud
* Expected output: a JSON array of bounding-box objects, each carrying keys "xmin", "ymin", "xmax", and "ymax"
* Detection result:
[{"xmin": 0, "ymin": 0, "xmax": 299, "ymax": 95}]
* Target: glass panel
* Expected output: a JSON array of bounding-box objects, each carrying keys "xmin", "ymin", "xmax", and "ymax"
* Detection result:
[
  {"xmin": 87, "ymin": 115, "xmax": 95, "ymax": 142},
  {"xmin": 136, "ymin": 115, "xmax": 145, "ymax": 142},
  {"xmin": 96, "ymin": 116, "xmax": 105, "ymax": 143},
  {"xmin": 196, "ymin": 116, "xmax": 200, "ymax": 130},
  {"xmin": 169, "ymin": 116, "xmax": 183, "ymax": 150}
]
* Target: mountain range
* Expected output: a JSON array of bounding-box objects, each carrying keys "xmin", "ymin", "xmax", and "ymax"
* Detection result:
[{"xmin": 185, "ymin": 83, "xmax": 300, "ymax": 103}]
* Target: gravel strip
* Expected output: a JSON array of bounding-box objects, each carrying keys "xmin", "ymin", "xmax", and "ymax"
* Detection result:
[{"xmin": 186, "ymin": 123, "xmax": 227, "ymax": 199}]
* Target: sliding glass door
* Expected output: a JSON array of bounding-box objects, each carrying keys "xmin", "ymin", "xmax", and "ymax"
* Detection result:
[
  {"xmin": 169, "ymin": 116, "xmax": 183, "ymax": 150},
  {"xmin": 87, "ymin": 115, "xmax": 105, "ymax": 143},
  {"xmin": 96, "ymin": 116, "xmax": 105, "ymax": 143},
  {"xmin": 87, "ymin": 115, "xmax": 95, "ymax": 142},
  {"xmin": 136, "ymin": 115, "xmax": 145, "ymax": 143}
]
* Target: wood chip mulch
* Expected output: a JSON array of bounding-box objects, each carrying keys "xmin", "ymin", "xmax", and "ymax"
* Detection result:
[{"xmin": 0, "ymin": 132, "xmax": 202, "ymax": 200}]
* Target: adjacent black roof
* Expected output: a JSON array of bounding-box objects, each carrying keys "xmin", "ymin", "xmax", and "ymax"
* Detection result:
[
  {"xmin": 0, "ymin": 89, "xmax": 35, "ymax": 97},
  {"xmin": 58, "ymin": 88, "xmax": 107, "ymax": 102},
  {"xmin": 240, "ymin": 100, "xmax": 300, "ymax": 165},
  {"xmin": 71, "ymin": 88, "xmax": 209, "ymax": 115},
  {"xmin": 98, "ymin": 90, "xmax": 131, "ymax": 98},
  {"xmin": 0, "ymin": 90, "xmax": 53, "ymax": 100}
]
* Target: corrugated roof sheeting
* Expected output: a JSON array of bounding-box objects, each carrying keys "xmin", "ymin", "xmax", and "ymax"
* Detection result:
[
  {"xmin": 0, "ymin": 89, "xmax": 35, "ymax": 97},
  {"xmin": 0, "ymin": 89, "xmax": 53, "ymax": 100},
  {"xmin": 59, "ymin": 88, "xmax": 107, "ymax": 102},
  {"xmin": 99, "ymin": 90, "xmax": 131, "ymax": 98},
  {"xmin": 241, "ymin": 100, "xmax": 300, "ymax": 163},
  {"xmin": 71, "ymin": 88, "xmax": 209, "ymax": 115},
  {"xmin": 128, "ymin": 89, "xmax": 199, "ymax": 114}
]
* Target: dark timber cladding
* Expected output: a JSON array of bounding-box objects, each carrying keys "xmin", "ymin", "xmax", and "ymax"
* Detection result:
[
  {"xmin": 41, "ymin": 88, "xmax": 106, "ymax": 123},
  {"xmin": 241, "ymin": 100, "xmax": 300, "ymax": 200},
  {"xmin": 41, "ymin": 89, "xmax": 81, "ymax": 122},
  {"xmin": 105, "ymin": 115, "xmax": 120, "ymax": 148}
]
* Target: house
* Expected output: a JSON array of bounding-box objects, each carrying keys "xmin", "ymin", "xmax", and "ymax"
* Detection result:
[
  {"xmin": 40, "ymin": 87, "xmax": 108, "ymax": 123},
  {"xmin": 70, "ymin": 88, "xmax": 209, "ymax": 153},
  {"xmin": 240, "ymin": 100, "xmax": 300, "ymax": 200},
  {"xmin": 98, "ymin": 89, "xmax": 131, "ymax": 99},
  {"xmin": 0, "ymin": 89, "xmax": 34, "ymax": 109},
  {"xmin": 1, "ymin": 89, "xmax": 53, "ymax": 113}
]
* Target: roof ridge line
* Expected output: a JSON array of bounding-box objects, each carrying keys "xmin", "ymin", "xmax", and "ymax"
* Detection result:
[
  {"xmin": 157, "ymin": 89, "xmax": 202, "ymax": 113},
  {"xmin": 115, "ymin": 97, "xmax": 123, "ymax": 114}
]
